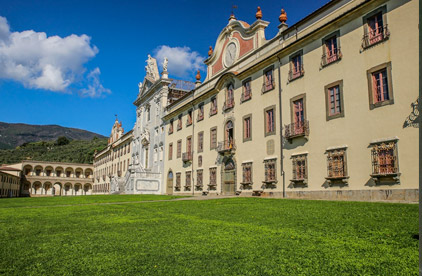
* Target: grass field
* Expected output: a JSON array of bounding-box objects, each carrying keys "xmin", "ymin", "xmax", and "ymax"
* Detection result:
[{"xmin": 0, "ymin": 196, "xmax": 418, "ymax": 275}]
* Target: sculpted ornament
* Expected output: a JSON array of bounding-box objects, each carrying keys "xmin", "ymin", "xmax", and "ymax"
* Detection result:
[
  {"xmin": 140, "ymin": 128, "xmax": 150, "ymax": 146},
  {"xmin": 163, "ymin": 57, "xmax": 168, "ymax": 72},
  {"xmin": 145, "ymin": 55, "xmax": 156, "ymax": 79}
]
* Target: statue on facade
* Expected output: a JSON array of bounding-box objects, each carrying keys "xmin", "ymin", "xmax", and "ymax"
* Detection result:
[
  {"xmin": 145, "ymin": 54, "xmax": 155, "ymax": 79},
  {"xmin": 163, "ymin": 57, "xmax": 168, "ymax": 72},
  {"xmin": 138, "ymin": 81, "xmax": 143, "ymax": 93}
]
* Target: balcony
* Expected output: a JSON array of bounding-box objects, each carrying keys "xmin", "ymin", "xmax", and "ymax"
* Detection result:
[
  {"xmin": 284, "ymin": 120, "xmax": 309, "ymax": 141},
  {"xmin": 321, "ymin": 48, "xmax": 342, "ymax": 67},
  {"xmin": 362, "ymin": 25, "xmax": 390, "ymax": 49},
  {"xmin": 262, "ymin": 80, "xmax": 275, "ymax": 93},
  {"xmin": 223, "ymin": 98, "xmax": 235, "ymax": 111},
  {"xmin": 217, "ymin": 140, "xmax": 236, "ymax": 154},
  {"xmin": 288, "ymin": 67, "xmax": 304, "ymax": 82},
  {"xmin": 182, "ymin": 151, "xmax": 193, "ymax": 162}
]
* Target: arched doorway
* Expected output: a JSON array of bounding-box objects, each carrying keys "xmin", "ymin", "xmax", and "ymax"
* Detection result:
[
  {"xmin": 83, "ymin": 183, "xmax": 92, "ymax": 195},
  {"xmin": 222, "ymin": 158, "xmax": 236, "ymax": 195},
  {"xmin": 53, "ymin": 183, "xmax": 62, "ymax": 196},
  {"xmin": 167, "ymin": 171, "xmax": 173, "ymax": 195}
]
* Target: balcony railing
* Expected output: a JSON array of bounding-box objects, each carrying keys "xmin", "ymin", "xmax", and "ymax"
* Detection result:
[
  {"xmin": 321, "ymin": 48, "xmax": 342, "ymax": 67},
  {"xmin": 288, "ymin": 67, "xmax": 305, "ymax": 81},
  {"xmin": 182, "ymin": 151, "xmax": 193, "ymax": 162},
  {"xmin": 217, "ymin": 139, "xmax": 236, "ymax": 154},
  {"xmin": 223, "ymin": 98, "xmax": 235, "ymax": 111},
  {"xmin": 362, "ymin": 25, "xmax": 390, "ymax": 49},
  {"xmin": 262, "ymin": 80, "xmax": 275, "ymax": 93},
  {"xmin": 284, "ymin": 120, "xmax": 310, "ymax": 140}
]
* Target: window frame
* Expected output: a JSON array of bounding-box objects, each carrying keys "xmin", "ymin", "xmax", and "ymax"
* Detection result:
[
  {"xmin": 241, "ymin": 162, "xmax": 253, "ymax": 186},
  {"xmin": 288, "ymin": 50, "xmax": 304, "ymax": 81},
  {"xmin": 241, "ymin": 78, "xmax": 252, "ymax": 102},
  {"xmin": 185, "ymin": 171, "xmax": 191, "ymax": 190},
  {"xmin": 291, "ymin": 153, "xmax": 308, "ymax": 183},
  {"xmin": 362, "ymin": 6, "xmax": 389, "ymax": 49},
  {"xmin": 209, "ymin": 167, "xmax": 217, "ymax": 187},
  {"xmin": 243, "ymin": 114, "xmax": 252, "ymax": 142},
  {"xmin": 210, "ymin": 126, "xmax": 217, "ymax": 150},
  {"xmin": 210, "ymin": 97, "xmax": 218, "ymax": 116},
  {"xmin": 321, "ymin": 30, "xmax": 341, "ymax": 67},
  {"xmin": 177, "ymin": 115, "xmax": 182, "ymax": 131},
  {"xmin": 168, "ymin": 143, "xmax": 173, "ymax": 160},
  {"xmin": 370, "ymin": 139, "xmax": 399, "ymax": 178},
  {"xmin": 325, "ymin": 147, "xmax": 348, "ymax": 183},
  {"xmin": 324, "ymin": 80, "xmax": 345, "ymax": 121},
  {"xmin": 198, "ymin": 131, "xmax": 204, "ymax": 153},
  {"xmin": 262, "ymin": 65, "xmax": 275, "ymax": 93},
  {"xmin": 186, "ymin": 109, "xmax": 193, "ymax": 126},
  {"xmin": 177, "ymin": 139, "xmax": 182, "ymax": 159},
  {"xmin": 197, "ymin": 103, "xmax": 204, "ymax": 121},
  {"xmin": 264, "ymin": 105, "xmax": 276, "ymax": 137},
  {"xmin": 263, "ymin": 158, "xmax": 277, "ymax": 184},
  {"xmin": 367, "ymin": 62, "xmax": 393, "ymax": 110}
]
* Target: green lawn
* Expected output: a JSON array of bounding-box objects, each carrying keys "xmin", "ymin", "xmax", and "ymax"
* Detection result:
[{"xmin": 0, "ymin": 196, "xmax": 418, "ymax": 275}]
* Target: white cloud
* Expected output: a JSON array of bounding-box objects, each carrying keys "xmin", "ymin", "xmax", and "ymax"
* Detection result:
[
  {"xmin": 79, "ymin": 67, "xmax": 111, "ymax": 98},
  {"xmin": 154, "ymin": 45, "xmax": 205, "ymax": 79},
  {"xmin": 0, "ymin": 16, "xmax": 109, "ymax": 96}
]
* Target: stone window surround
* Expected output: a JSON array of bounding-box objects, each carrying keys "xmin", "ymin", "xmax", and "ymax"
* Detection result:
[
  {"xmin": 324, "ymin": 80, "xmax": 345, "ymax": 121},
  {"xmin": 243, "ymin": 113, "xmax": 252, "ymax": 142},
  {"xmin": 264, "ymin": 105, "xmax": 276, "ymax": 137},
  {"xmin": 366, "ymin": 61, "xmax": 393, "ymax": 110}
]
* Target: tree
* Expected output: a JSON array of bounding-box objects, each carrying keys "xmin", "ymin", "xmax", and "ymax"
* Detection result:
[{"xmin": 56, "ymin": 136, "xmax": 70, "ymax": 146}]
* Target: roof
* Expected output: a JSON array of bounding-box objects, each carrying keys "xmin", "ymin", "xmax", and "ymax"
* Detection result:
[{"xmin": 0, "ymin": 166, "xmax": 21, "ymax": 172}]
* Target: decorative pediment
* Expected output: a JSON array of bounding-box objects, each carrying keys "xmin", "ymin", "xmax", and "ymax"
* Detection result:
[{"xmin": 204, "ymin": 18, "xmax": 269, "ymax": 81}]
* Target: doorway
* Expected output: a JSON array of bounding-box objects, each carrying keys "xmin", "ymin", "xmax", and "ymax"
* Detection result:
[{"xmin": 222, "ymin": 158, "xmax": 236, "ymax": 195}]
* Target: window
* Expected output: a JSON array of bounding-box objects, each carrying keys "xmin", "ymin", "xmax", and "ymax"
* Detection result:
[
  {"xmin": 285, "ymin": 94, "xmax": 308, "ymax": 139},
  {"xmin": 241, "ymin": 78, "xmax": 252, "ymax": 102},
  {"xmin": 177, "ymin": 140, "xmax": 182, "ymax": 158},
  {"xmin": 370, "ymin": 140, "xmax": 399, "ymax": 177},
  {"xmin": 289, "ymin": 51, "xmax": 304, "ymax": 81},
  {"xmin": 262, "ymin": 67, "xmax": 274, "ymax": 92},
  {"xmin": 210, "ymin": 97, "xmax": 218, "ymax": 116},
  {"xmin": 325, "ymin": 80, "xmax": 344, "ymax": 120},
  {"xmin": 169, "ymin": 120, "xmax": 174, "ymax": 134},
  {"xmin": 198, "ymin": 131, "xmax": 204, "ymax": 153},
  {"xmin": 362, "ymin": 7, "xmax": 389, "ymax": 49},
  {"xmin": 187, "ymin": 110, "xmax": 193, "ymax": 126},
  {"xmin": 183, "ymin": 136, "xmax": 192, "ymax": 162},
  {"xmin": 264, "ymin": 106, "xmax": 276, "ymax": 136},
  {"xmin": 241, "ymin": 162, "xmax": 253, "ymax": 185},
  {"xmin": 168, "ymin": 143, "xmax": 173, "ymax": 160},
  {"xmin": 264, "ymin": 159, "xmax": 277, "ymax": 183},
  {"xmin": 291, "ymin": 154, "xmax": 307, "ymax": 182},
  {"xmin": 185, "ymin": 171, "xmax": 191, "ymax": 190},
  {"xmin": 176, "ymin": 173, "xmax": 181, "ymax": 189},
  {"xmin": 326, "ymin": 148, "xmax": 348, "ymax": 182},
  {"xmin": 197, "ymin": 103, "xmax": 204, "ymax": 121},
  {"xmin": 177, "ymin": 115, "xmax": 182, "ymax": 130},
  {"xmin": 196, "ymin": 169, "xmax": 203, "ymax": 189},
  {"xmin": 147, "ymin": 106, "xmax": 151, "ymax": 121},
  {"xmin": 367, "ymin": 62, "xmax": 393, "ymax": 109},
  {"xmin": 210, "ymin": 127, "xmax": 217, "ymax": 150},
  {"xmin": 243, "ymin": 114, "xmax": 252, "ymax": 142},
  {"xmin": 224, "ymin": 83, "xmax": 235, "ymax": 110},
  {"xmin": 209, "ymin": 167, "xmax": 217, "ymax": 188},
  {"xmin": 198, "ymin": 155, "xmax": 202, "ymax": 167},
  {"xmin": 322, "ymin": 32, "xmax": 341, "ymax": 67}
]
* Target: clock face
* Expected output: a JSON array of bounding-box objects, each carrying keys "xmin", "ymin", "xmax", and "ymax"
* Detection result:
[{"xmin": 224, "ymin": 42, "xmax": 237, "ymax": 67}]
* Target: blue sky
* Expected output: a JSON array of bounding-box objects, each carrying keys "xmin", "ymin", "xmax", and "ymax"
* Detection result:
[{"xmin": 0, "ymin": 0, "xmax": 329, "ymax": 136}]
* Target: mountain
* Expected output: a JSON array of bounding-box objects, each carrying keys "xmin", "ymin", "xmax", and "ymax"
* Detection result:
[
  {"xmin": 0, "ymin": 122, "xmax": 106, "ymax": 149},
  {"xmin": 0, "ymin": 137, "xmax": 108, "ymax": 164}
]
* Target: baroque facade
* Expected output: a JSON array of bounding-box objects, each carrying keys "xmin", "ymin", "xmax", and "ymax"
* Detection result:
[
  {"xmin": 126, "ymin": 55, "xmax": 194, "ymax": 194},
  {"xmin": 163, "ymin": 0, "xmax": 419, "ymax": 201},
  {"xmin": 93, "ymin": 118, "xmax": 132, "ymax": 194}
]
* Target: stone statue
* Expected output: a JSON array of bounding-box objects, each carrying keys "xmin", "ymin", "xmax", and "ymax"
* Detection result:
[
  {"xmin": 138, "ymin": 81, "xmax": 143, "ymax": 93},
  {"xmin": 163, "ymin": 57, "xmax": 168, "ymax": 72},
  {"xmin": 145, "ymin": 55, "xmax": 155, "ymax": 79}
]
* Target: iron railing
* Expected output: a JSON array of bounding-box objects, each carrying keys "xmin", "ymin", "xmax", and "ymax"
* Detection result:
[
  {"xmin": 217, "ymin": 140, "xmax": 236, "ymax": 153},
  {"xmin": 362, "ymin": 25, "xmax": 390, "ymax": 49},
  {"xmin": 321, "ymin": 48, "xmax": 342, "ymax": 67},
  {"xmin": 284, "ymin": 120, "xmax": 310, "ymax": 139}
]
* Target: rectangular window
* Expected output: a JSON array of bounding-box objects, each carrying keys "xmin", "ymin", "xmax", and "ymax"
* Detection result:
[
  {"xmin": 286, "ymin": 94, "xmax": 309, "ymax": 139},
  {"xmin": 196, "ymin": 169, "xmax": 203, "ymax": 189},
  {"xmin": 291, "ymin": 154, "xmax": 307, "ymax": 181},
  {"xmin": 210, "ymin": 127, "xmax": 217, "ymax": 150},
  {"xmin": 242, "ymin": 79, "xmax": 252, "ymax": 101},
  {"xmin": 264, "ymin": 106, "xmax": 276, "ymax": 136},
  {"xmin": 322, "ymin": 32, "xmax": 341, "ymax": 67},
  {"xmin": 262, "ymin": 67, "xmax": 274, "ymax": 92},
  {"xmin": 185, "ymin": 171, "xmax": 191, "ymax": 190},
  {"xmin": 224, "ymin": 84, "xmax": 235, "ymax": 110},
  {"xmin": 209, "ymin": 167, "xmax": 217, "ymax": 187},
  {"xmin": 371, "ymin": 141, "xmax": 399, "ymax": 176},
  {"xmin": 264, "ymin": 159, "xmax": 277, "ymax": 183},
  {"xmin": 176, "ymin": 172, "xmax": 181, "ymax": 188},
  {"xmin": 326, "ymin": 148, "xmax": 347, "ymax": 179},
  {"xmin": 210, "ymin": 97, "xmax": 218, "ymax": 116},
  {"xmin": 243, "ymin": 114, "xmax": 252, "ymax": 142},
  {"xmin": 187, "ymin": 110, "xmax": 193, "ymax": 126},
  {"xmin": 367, "ymin": 62, "xmax": 393, "ymax": 109},
  {"xmin": 177, "ymin": 115, "xmax": 182, "ymax": 130},
  {"xmin": 169, "ymin": 120, "xmax": 174, "ymax": 134},
  {"xmin": 241, "ymin": 162, "xmax": 253, "ymax": 184},
  {"xmin": 147, "ymin": 106, "xmax": 151, "ymax": 121},
  {"xmin": 362, "ymin": 7, "xmax": 389, "ymax": 49},
  {"xmin": 289, "ymin": 51, "xmax": 304, "ymax": 81},
  {"xmin": 325, "ymin": 80, "xmax": 344, "ymax": 120},
  {"xmin": 168, "ymin": 143, "xmax": 173, "ymax": 160},
  {"xmin": 177, "ymin": 140, "xmax": 182, "ymax": 158},
  {"xmin": 197, "ymin": 103, "xmax": 204, "ymax": 121},
  {"xmin": 186, "ymin": 136, "xmax": 192, "ymax": 153},
  {"xmin": 198, "ymin": 131, "xmax": 204, "ymax": 153}
]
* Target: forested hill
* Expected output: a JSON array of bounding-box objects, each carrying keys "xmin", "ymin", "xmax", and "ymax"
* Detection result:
[
  {"xmin": 0, "ymin": 137, "xmax": 108, "ymax": 164},
  {"xmin": 0, "ymin": 122, "xmax": 105, "ymax": 149}
]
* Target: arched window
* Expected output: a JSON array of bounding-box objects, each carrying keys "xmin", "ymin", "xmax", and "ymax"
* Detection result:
[{"xmin": 225, "ymin": 121, "xmax": 234, "ymax": 149}]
